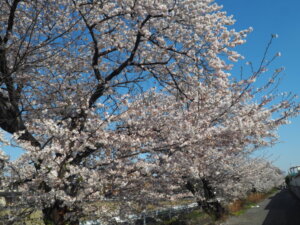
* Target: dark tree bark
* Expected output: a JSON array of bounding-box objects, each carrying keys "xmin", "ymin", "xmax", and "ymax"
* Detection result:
[
  {"xmin": 42, "ymin": 201, "xmax": 79, "ymax": 225},
  {"xmin": 186, "ymin": 177, "xmax": 225, "ymax": 219}
]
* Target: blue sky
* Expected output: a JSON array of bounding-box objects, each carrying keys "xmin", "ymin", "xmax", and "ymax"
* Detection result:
[
  {"xmin": 217, "ymin": 0, "xmax": 300, "ymax": 172},
  {"xmin": 2, "ymin": 0, "xmax": 300, "ymax": 173}
]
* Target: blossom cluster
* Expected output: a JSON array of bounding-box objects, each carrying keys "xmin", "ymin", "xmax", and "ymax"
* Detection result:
[{"xmin": 0, "ymin": 0, "xmax": 297, "ymax": 224}]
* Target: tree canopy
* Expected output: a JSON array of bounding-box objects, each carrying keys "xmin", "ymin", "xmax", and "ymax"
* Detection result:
[{"xmin": 0, "ymin": 0, "xmax": 298, "ymax": 224}]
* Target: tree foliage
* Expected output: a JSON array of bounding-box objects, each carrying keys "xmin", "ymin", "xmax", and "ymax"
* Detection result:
[{"xmin": 0, "ymin": 0, "xmax": 298, "ymax": 224}]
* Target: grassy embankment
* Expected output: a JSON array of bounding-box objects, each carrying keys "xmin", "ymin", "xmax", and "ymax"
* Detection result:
[
  {"xmin": 0, "ymin": 189, "xmax": 279, "ymax": 224},
  {"xmin": 0, "ymin": 198, "xmax": 195, "ymax": 224},
  {"xmin": 227, "ymin": 188, "xmax": 278, "ymax": 216},
  {"xmin": 159, "ymin": 188, "xmax": 279, "ymax": 225}
]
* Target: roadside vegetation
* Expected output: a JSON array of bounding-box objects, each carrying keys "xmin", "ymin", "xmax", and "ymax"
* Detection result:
[
  {"xmin": 0, "ymin": 187, "xmax": 282, "ymax": 225},
  {"xmin": 227, "ymin": 188, "xmax": 279, "ymax": 217},
  {"xmin": 156, "ymin": 188, "xmax": 280, "ymax": 225}
]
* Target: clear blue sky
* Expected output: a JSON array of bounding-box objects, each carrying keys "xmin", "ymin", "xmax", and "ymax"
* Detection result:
[
  {"xmin": 217, "ymin": 0, "xmax": 300, "ymax": 172},
  {"xmin": 2, "ymin": 0, "xmax": 300, "ymax": 173}
]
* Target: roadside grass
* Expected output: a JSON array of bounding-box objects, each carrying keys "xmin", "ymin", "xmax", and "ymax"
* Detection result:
[
  {"xmin": 227, "ymin": 188, "xmax": 278, "ymax": 216},
  {"xmin": 158, "ymin": 209, "xmax": 210, "ymax": 225},
  {"xmin": 0, "ymin": 209, "xmax": 44, "ymax": 225},
  {"xmin": 24, "ymin": 211, "xmax": 44, "ymax": 225},
  {"xmin": 0, "ymin": 188, "xmax": 279, "ymax": 224},
  {"xmin": 0, "ymin": 199, "xmax": 196, "ymax": 224}
]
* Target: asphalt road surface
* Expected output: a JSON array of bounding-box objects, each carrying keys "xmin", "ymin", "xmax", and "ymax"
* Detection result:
[{"xmin": 223, "ymin": 189, "xmax": 300, "ymax": 225}]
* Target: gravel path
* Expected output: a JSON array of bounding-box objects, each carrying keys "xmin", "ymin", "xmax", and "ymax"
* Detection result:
[{"xmin": 222, "ymin": 189, "xmax": 300, "ymax": 225}]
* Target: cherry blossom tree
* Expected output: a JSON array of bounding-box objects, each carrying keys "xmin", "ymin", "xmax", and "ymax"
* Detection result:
[
  {"xmin": 0, "ymin": 0, "xmax": 298, "ymax": 224},
  {"xmin": 120, "ymin": 64, "xmax": 295, "ymax": 218}
]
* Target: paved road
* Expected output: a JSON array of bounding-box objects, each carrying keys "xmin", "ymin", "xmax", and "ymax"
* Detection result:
[{"xmin": 222, "ymin": 189, "xmax": 300, "ymax": 225}]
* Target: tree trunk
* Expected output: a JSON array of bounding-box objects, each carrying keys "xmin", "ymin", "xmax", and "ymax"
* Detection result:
[
  {"xmin": 198, "ymin": 200, "xmax": 225, "ymax": 220},
  {"xmin": 42, "ymin": 204, "xmax": 79, "ymax": 225},
  {"xmin": 198, "ymin": 178, "xmax": 225, "ymax": 219},
  {"xmin": 186, "ymin": 177, "xmax": 225, "ymax": 219}
]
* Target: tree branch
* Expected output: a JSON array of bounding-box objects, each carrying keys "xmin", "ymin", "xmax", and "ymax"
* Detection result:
[{"xmin": 88, "ymin": 15, "xmax": 153, "ymax": 107}]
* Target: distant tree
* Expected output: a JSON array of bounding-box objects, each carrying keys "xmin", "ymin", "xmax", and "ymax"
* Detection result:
[{"xmin": 0, "ymin": 0, "xmax": 298, "ymax": 224}]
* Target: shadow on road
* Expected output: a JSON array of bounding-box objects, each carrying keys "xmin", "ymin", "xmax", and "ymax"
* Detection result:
[{"xmin": 262, "ymin": 189, "xmax": 300, "ymax": 225}]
